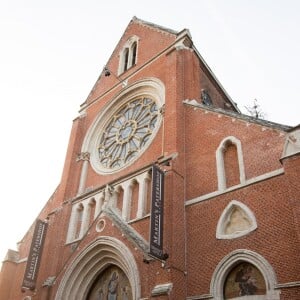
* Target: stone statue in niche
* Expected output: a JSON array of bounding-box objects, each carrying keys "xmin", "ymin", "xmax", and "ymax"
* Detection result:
[
  {"xmin": 201, "ymin": 89, "xmax": 213, "ymax": 106},
  {"xmin": 108, "ymin": 271, "xmax": 118, "ymax": 300},
  {"xmin": 87, "ymin": 266, "xmax": 133, "ymax": 300}
]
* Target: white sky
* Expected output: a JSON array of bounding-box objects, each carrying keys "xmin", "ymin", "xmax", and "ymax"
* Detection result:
[{"xmin": 0, "ymin": 0, "xmax": 299, "ymax": 262}]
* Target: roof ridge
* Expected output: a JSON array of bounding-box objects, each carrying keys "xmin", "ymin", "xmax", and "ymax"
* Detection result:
[{"xmin": 132, "ymin": 16, "xmax": 179, "ymax": 35}]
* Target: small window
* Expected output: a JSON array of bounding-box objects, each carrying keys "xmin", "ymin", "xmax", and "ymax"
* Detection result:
[
  {"xmin": 118, "ymin": 36, "xmax": 139, "ymax": 75},
  {"xmin": 216, "ymin": 136, "xmax": 246, "ymax": 191},
  {"xmin": 131, "ymin": 42, "xmax": 137, "ymax": 66},
  {"xmin": 123, "ymin": 48, "xmax": 129, "ymax": 72}
]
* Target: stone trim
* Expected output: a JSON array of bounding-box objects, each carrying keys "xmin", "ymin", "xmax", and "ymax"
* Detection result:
[
  {"xmin": 210, "ymin": 249, "xmax": 280, "ymax": 300},
  {"xmin": 275, "ymin": 281, "xmax": 300, "ymax": 289},
  {"xmin": 183, "ymin": 99, "xmax": 291, "ymax": 131},
  {"xmin": 104, "ymin": 206, "xmax": 150, "ymax": 254},
  {"xmin": 3, "ymin": 249, "xmax": 19, "ymax": 263},
  {"xmin": 186, "ymin": 169, "xmax": 284, "ymax": 206},
  {"xmin": 281, "ymin": 128, "xmax": 300, "ymax": 159},
  {"xmin": 55, "ymin": 236, "xmax": 141, "ymax": 299},
  {"xmin": 186, "ymin": 294, "xmax": 213, "ymax": 300},
  {"xmin": 216, "ymin": 200, "xmax": 257, "ymax": 239},
  {"xmin": 216, "ymin": 136, "xmax": 245, "ymax": 191},
  {"xmin": 151, "ymin": 282, "xmax": 173, "ymax": 296},
  {"xmin": 118, "ymin": 35, "xmax": 139, "ymax": 75},
  {"xmin": 81, "ymin": 78, "xmax": 165, "ymax": 175}
]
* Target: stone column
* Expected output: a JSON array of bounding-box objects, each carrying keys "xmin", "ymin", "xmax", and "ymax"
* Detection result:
[
  {"xmin": 95, "ymin": 190, "xmax": 105, "ymax": 217},
  {"xmin": 136, "ymin": 171, "xmax": 151, "ymax": 218},
  {"xmin": 121, "ymin": 180, "xmax": 134, "ymax": 221},
  {"xmin": 66, "ymin": 205, "xmax": 80, "ymax": 242},
  {"xmin": 77, "ymin": 152, "xmax": 90, "ymax": 195},
  {"xmin": 80, "ymin": 201, "xmax": 90, "ymax": 237}
]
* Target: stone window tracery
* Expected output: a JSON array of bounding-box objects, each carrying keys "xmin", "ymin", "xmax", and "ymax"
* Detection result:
[
  {"xmin": 83, "ymin": 78, "xmax": 165, "ymax": 175},
  {"xmin": 98, "ymin": 97, "xmax": 159, "ymax": 171},
  {"xmin": 118, "ymin": 36, "xmax": 139, "ymax": 74}
]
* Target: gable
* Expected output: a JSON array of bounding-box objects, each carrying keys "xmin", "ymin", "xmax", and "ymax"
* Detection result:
[{"xmin": 85, "ymin": 17, "xmax": 178, "ymax": 105}]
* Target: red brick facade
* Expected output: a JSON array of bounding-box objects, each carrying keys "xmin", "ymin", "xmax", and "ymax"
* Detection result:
[{"xmin": 1, "ymin": 17, "xmax": 299, "ymax": 300}]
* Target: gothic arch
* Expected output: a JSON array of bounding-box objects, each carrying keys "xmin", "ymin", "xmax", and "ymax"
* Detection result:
[
  {"xmin": 55, "ymin": 236, "xmax": 141, "ymax": 300},
  {"xmin": 118, "ymin": 35, "xmax": 139, "ymax": 74},
  {"xmin": 216, "ymin": 136, "xmax": 246, "ymax": 191},
  {"xmin": 216, "ymin": 200, "xmax": 257, "ymax": 239},
  {"xmin": 210, "ymin": 249, "xmax": 280, "ymax": 300}
]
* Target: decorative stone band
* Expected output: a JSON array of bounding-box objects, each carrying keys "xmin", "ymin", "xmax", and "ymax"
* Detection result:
[
  {"xmin": 186, "ymin": 294, "xmax": 213, "ymax": 300},
  {"xmin": 275, "ymin": 281, "xmax": 300, "ymax": 289},
  {"xmin": 103, "ymin": 206, "xmax": 150, "ymax": 254}
]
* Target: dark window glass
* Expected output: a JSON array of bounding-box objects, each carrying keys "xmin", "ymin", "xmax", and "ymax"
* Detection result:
[
  {"xmin": 131, "ymin": 42, "xmax": 137, "ymax": 66},
  {"xmin": 124, "ymin": 48, "xmax": 129, "ymax": 71}
]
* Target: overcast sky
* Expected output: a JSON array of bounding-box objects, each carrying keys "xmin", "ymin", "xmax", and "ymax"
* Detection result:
[{"xmin": 0, "ymin": 0, "xmax": 299, "ymax": 262}]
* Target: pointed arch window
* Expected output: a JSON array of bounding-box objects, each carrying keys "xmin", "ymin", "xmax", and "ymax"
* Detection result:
[
  {"xmin": 118, "ymin": 36, "xmax": 139, "ymax": 75},
  {"xmin": 131, "ymin": 41, "xmax": 137, "ymax": 66},
  {"xmin": 123, "ymin": 48, "xmax": 129, "ymax": 72},
  {"xmin": 216, "ymin": 136, "xmax": 246, "ymax": 191}
]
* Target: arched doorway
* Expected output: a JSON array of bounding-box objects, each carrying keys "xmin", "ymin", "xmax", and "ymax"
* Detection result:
[{"xmin": 55, "ymin": 236, "xmax": 140, "ymax": 300}]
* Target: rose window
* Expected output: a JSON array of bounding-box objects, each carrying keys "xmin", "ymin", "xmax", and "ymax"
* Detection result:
[{"xmin": 98, "ymin": 97, "xmax": 159, "ymax": 170}]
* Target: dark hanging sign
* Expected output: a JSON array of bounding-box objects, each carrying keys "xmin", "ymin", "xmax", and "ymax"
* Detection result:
[
  {"xmin": 149, "ymin": 164, "xmax": 165, "ymax": 259},
  {"xmin": 22, "ymin": 219, "xmax": 48, "ymax": 290}
]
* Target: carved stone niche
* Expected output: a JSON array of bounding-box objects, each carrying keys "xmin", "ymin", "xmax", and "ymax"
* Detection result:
[
  {"xmin": 216, "ymin": 200, "xmax": 257, "ymax": 240},
  {"xmin": 282, "ymin": 127, "xmax": 300, "ymax": 159}
]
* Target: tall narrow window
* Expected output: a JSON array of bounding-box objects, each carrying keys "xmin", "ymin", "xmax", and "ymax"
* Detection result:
[
  {"xmin": 223, "ymin": 141, "xmax": 240, "ymax": 187},
  {"xmin": 216, "ymin": 136, "xmax": 245, "ymax": 191},
  {"xmin": 123, "ymin": 48, "xmax": 129, "ymax": 72},
  {"xmin": 118, "ymin": 36, "xmax": 139, "ymax": 75},
  {"xmin": 131, "ymin": 42, "xmax": 137, "ymax": 66}
]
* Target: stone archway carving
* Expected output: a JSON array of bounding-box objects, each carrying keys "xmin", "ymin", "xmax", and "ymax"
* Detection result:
[
  {"xmin": 55, "ymin": 236, "xmax": 140, "ymax": 300},
  {"xmin": 210, "ymin": 249, "xmax": 280, "ymax": 300}
]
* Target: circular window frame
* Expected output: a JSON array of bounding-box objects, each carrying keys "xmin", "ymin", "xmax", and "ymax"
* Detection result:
[{"xmin": 83, "ymin": 78, "xmax": 165, "ymax": 175}]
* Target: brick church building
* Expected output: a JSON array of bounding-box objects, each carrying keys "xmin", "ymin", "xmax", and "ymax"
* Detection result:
[{"xmin": 1, "ymin": 17, "xmax": 300, "ymax": 300}]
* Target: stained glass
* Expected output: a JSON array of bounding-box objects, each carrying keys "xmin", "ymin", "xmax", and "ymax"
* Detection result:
[{"xmin": 98, "ymin": 97, "xmax": 159, "ymax": 170}]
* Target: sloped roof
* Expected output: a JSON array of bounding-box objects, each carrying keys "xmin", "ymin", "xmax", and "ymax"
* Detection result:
[{"xmin": 131, "ymin": 16, "xmax": 179, "ymax": 36}]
